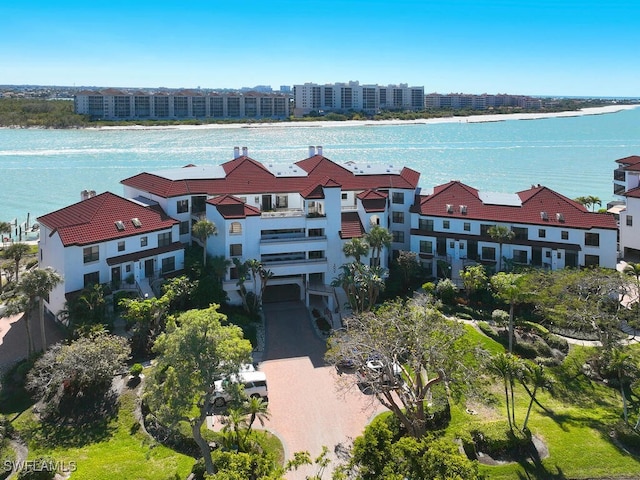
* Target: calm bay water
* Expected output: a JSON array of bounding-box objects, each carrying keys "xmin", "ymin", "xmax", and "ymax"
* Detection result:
[{"xmin": 1, "ymin": 107, "xmax": 640, "ymax": 226}]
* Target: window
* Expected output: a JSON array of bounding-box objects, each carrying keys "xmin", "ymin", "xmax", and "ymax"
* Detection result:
[
  {"xmin": 392, "ymin": 230, "xmax": 405, "ymax": 243},
  {"xmin": 140, "ymin": 236, "xmax": 148, "ymax": 247},
  {"xmin": 84, "ymin": 271, "xmax": 100, "ymax": 287},
  {"xmin": 449, "ymin": 241, "xmax": 455, "ymax": 248},
  {"xmin": 392, "ymin": 192, "xmax": 404, "ymax": 204},
  {"xmin": 179, "ymin": 221, "xmax": 190, "ymax": 235},
  {"xmin": 392, "ymin": 211, "xmax": 404, "ymax": 224},
  {"xmin": 230, "ymin": 222, "xmax": 242, "ymax": 234},
  {"xmin": 276, "ymin": 195, "xmax": 288, "ymax": 208},
  {"xmin": 308, "ymin": 228, "xmax": 324, "ymax": 237},
  {"xmin": 464, "ymin": 222, "xmax": 471, "ymax": 232},
  {"xmin": 538, "ymin": 229, "xmax": 546, "ymax": 238},
  {"xmin": 125, "ymin": 264, "xmax": 131, "ymax": 273},
  {"xmin": 512, "ymin": 227, "xmax": 528, "ymax": 240},
  {"xmin": 482, "ymin": 246, "xmax": 496, "ymax": 261},
  {"xmin": 561, "ymin": 230, "xmax": 569, "ymax": 240},
  {"xmin": 341, "ymin": 193, "xmax": 348, "ymax": 200},
  {"xmin": 176, "ymin": 199, "xmax": 189, "ymax": 214},
  {"xmin": 513, "ymin": 249, "xmax": 528, "ymax": 263},
  {"xmin": 627, "ymin": 215, "xmax": 633, "ymax": 227},
  {"xmin": 161, "ymin": 256, "xmax": 176, "ymax": 273},
  {"xmin": 158, "ymin": 232, "xmax": 172, "ymax": 247},
  {"xmin": 309, "ymin": 250, "xmax": 324, "ymax": 259},
  {"xmin": 230, "ymin": 244, "xmax": 243, "ymax": 256},
  {"xmin": 443, "ymin": 220, "xmax": 450, "ymax": 229},
  {"xmin": 117, "ymin": 241, "xmax": 125, "ymax": 252},
  {"xmin": 229, "ymin": 267, "xmax": 238, "ymax": 280},
  {"xmin": 419, "ymin": 218, "xmax": 434, "ymax": 231},
  {"xmin": 585, "ymin": 232, "xmax": 600, "ymax": 246},
  {"xmin": 419, "ymin": 240, "xmax": 433, "ymax": 254},
  {"xmin": 83, "ymin": 246, "xmax": 99, "ymax": 263},
  {"xmin": 584, "ymin": 254, "xmax": 600, "ymax": 267},
  {"xmin": 480, "ymin": 224, "xmax": 493, "ymax": 236}
]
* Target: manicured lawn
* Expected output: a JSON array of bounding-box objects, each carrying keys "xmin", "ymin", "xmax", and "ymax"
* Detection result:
[
  {"xmin": 448, "ymin": 333, "xmax": 640, "ymax": 479},
  {"xmin": 12, "ymin": 390, "xmax": 195, "ymax": 480}
]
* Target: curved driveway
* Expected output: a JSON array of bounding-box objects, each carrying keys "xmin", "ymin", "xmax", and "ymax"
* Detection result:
[{"xmin": 259, "ymin": 301, "xmax": 384, "ymax": 479}]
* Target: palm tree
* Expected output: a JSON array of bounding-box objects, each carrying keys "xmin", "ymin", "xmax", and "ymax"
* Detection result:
[
  {"xmin": 192, "ymin": 218, "xmax": 217, "ymax": 268},
  {"xmin": 624, "ymin": 262, "xmax": 640, "ymax": 303},
  {"xmin": 243, "ymin": 396, "xmax": 270, "ymax": 442},
  {"xmin": 365, "ymin": 225, "xmax": 392, "ymax": 267},
  {"xmin": 488, "ymin": 353, "xmax": 520, "ymax": 432},
  {"xmin": 490, "ymin": 272, "xmax": 528, "ymax": 353},
  {"xmin": 6, "ymin": 267, "xmax": 63, "ymax": 354},
  {"xmin": 342, "ymin": 237, "xmax": 370, "ymax": 264},
  {"xmin": 487, "ymin": 225, "xmax": 515, "ymax": 272},
  {"xmin": 3, "ymin": 242, "xmax": 31, "ymax": 282},
  {"xmin": 520, "ymin": 361, "xmax": 549, "ymax": 431},
  {"xmin": 608, "ymin": 347, "xmax": 637, "ymax": 424},
  {"xmin": 587, "ymin": 195, "xmax": 602, "ymax": 212}
]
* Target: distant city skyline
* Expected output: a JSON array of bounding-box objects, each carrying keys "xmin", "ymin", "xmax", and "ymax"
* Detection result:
[{"xmin": 1, "ymin": 1, "xmax": 638, "ymax": 98}]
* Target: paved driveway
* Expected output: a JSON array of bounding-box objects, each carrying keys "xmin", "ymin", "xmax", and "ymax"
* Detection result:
[{"xmin": 258, "ymin": 301, "xmax": 384, "ymax": 479}]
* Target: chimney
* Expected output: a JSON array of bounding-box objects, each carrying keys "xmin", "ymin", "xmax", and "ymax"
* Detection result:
[
  {"xmin": 80, "ymin": 190, "xmax": 96, "ymax": 201},
  {"xmin": 233, "ymin": 146, "xmax": 240, "ymax": 158},
  {"xmin": 308, "ymin": 146, "xmax": 316, "ymax": 157},
  {"xmin": 316, "ymin": 145, "xmax": 323, "ymax": 156},
  {"xmin": 242, "ymin": 146, "xmax": 248, "ymax": 157}
]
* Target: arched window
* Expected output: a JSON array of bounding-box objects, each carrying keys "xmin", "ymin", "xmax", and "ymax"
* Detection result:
[
  {"xmin": 370, "ymin": 215, "xmax": 381, "ymax": 226},
  {"xmin": 229, "ymin": 222, "xmax": 242, "ymax": 234}
]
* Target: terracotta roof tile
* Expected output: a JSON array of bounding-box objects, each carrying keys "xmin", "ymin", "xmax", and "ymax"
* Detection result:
[
  {"xmin": 37, "ymin": 192, "xmax": 178, "ymax": 246},
  {"xmin": 207, "ymin": 195, "xmax": 261, "ymax": 219},
  {"xmin": 414, "ymin": 181, "xmax": 616, "ymax": 230},
  {"xmin": 358, "ymin": 189, "xmax": 388, "ymax": 212}
]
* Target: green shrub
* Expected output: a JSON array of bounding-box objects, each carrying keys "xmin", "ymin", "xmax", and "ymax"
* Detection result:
[
  {"xmin": 612, "ymin": 421, "xmax": 640, "ymax": 455},
  {"xmin": 545, "ymin": 333, "xmax": 569, "ymax": 353},
  {"xmin": 492, "ymin": 309, "xmax": 509, "ymax": 325},
  {"xmin": 129, "ymin": 363, "xmax": 144, "ymax": 377},
  {"xmin": 457, "ymin": 312, "xmax": 473, "ymax": 320},
  {"xmin": 436, "ymin": 278, "xmax": 457, "ymax": 305},
  {"xmin": 521, "ymin": 320, "xmax": 549, "ymax": 335},
  {"xmin": 16, "ymin": 457, "xmax": 57, "ymax": 480}
]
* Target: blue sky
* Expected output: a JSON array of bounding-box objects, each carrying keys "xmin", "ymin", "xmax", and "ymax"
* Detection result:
[{"xmin": 1, "ymin": 1, "xmax": 638, "ymax": 97}]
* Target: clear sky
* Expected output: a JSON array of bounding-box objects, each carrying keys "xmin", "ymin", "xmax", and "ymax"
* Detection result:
[{"xmin": 1, "ymin": 1, "xmax": 638, "ymax": 97}]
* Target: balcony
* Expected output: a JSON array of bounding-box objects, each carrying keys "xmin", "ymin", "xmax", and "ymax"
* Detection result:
[
  {"xmin": 261, "ymin": 209, "xmax": 305, "ymax": 218},
  {"xmin": 614, "ymin": 168, "xmax": 626, "ymax": 182},
  {"xmin": 614, "ymin": 183, "xmax": 626, "ymax": 196},
  {"xmin": 260, "ymin": 235, "xmax": 327, "ymax": 244}
]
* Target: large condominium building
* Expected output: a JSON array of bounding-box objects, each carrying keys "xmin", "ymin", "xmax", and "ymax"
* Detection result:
[
  {"xmin": 411, "ymin": 180, "xmax": 617, "ymax": 284},
  {"xmin": 293, "ymin": 81, "xmax": 425, "ymax": 116},
  {"xmin": 120, "ymin": 146, "xmax": 420, "ymax": 308},
  {"xmin": 37, "ymin": 147, "xmax": 618, "ymax": 322},
  {"xmin": 74, "ymin": 89, "xmax": 290, "ymax": 120},
  {"xmin": 424, "ymin": 93, "xmax": 542, "ymax": 110},
  {"xmin": 614, "ymin": 155, "xmax": 640, "ymax": 258}
]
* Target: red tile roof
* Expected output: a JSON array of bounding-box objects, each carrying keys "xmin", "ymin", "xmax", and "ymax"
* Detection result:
[
  {"xmin": 624, "ymin": 186, "xmax": 640, "ymax": 199},
  {"xmin": 340, "ymin": 212, "xmax": 365, "ymax": 239},
  {"xmin": 207, "ymin": 195, "xmax": 262, "ymax": 219},
  {"xmin": 38, "ymin": 192, "xmax": 178, "ymax": 247},
  {"xmin": 121, "ymin": 155, "xmax": 419, "ymax": 199},
  {"xmin": 413, "ymin": 181, "xmax": 616, "ymax": 230},
  {"xmin": 358, "ymin": 189, "xmax": 388, "ymax": 212}
]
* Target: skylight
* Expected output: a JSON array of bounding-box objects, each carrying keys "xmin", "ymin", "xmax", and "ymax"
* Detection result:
[
  {"xmin": 131, "ymin": 218, "xmax": 142, "ymax": 227},
  {"xmin": 115, "ymin": 220, "xmax": 125, "ymax": 231}
]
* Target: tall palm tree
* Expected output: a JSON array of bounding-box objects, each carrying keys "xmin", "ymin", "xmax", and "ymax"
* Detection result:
[
  {"xmin": 520, "ymin": 361, "xmax": 549, "ymax": 431},
  {"xmin": 342, "ymin": 237, "xmax": 370, "ymax": 264},
  {"xmin": 365, "ymin": 225, "xmax": 392, "ymax": 267},
  {"xmin": 487, "ymin": 225, "xmax": 515, "ymax": 272},
  {"xmin": 192, "ymin": 218, "xmax": 217, "ymax": 268},
  {"xmin": 608, "ymin": 347, "xmax": 637, "ymax": 424},
  {"xmin": 587, "ymin": 195, "xmax": 602, "ymax": 212},
  {"xmin": 3, "ymin": 242, "xmax": 31, "ymax": 282},
  {"xmin": 6, "ymin": 267, "xmax": 63, "ymax": 354},
  {"xmin": 490, "ymin": 272, "xmax": 527, "ymax": 353},
  {"xmin": 488, "ymin": 353, "xmax": 520, "ymax": 432}
]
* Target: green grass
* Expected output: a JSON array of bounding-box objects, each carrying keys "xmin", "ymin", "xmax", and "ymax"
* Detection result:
[
  {"xmin": 463, "ymin": 323, "xmax": 505, "ymax": 355},
  {"xmin": 444, "ymin": 342, "xmax": 640, "ymax": 479},
  {"xmin": 12, "ymin": 390, "xmax": 194, "ymax": 480}
]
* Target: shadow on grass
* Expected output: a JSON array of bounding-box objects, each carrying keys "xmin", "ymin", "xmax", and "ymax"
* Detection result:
[
  {"xmin": 23, "ymin": 389, "xmax": 120, "ymax": 449},
  {"xmin": 515, "ymin": 462, "xmax": 566, "ymax": 480}
]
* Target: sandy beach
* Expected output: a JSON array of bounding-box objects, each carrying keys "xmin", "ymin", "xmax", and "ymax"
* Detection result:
[{"xmin": 94, "ymin": 104, "xmax": 640, "ymax": 131}]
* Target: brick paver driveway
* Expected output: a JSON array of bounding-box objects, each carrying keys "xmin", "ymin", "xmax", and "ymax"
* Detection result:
[{"xmin": 258, "ymin": 301, "xmax": 384, "ymax": 479}]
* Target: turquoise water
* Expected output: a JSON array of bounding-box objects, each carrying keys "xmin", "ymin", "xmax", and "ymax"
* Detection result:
[{"xmin": 1, "ymin": 108, "xmax": 640, "ymax": 225}]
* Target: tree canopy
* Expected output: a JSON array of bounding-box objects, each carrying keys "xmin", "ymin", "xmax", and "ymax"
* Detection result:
[
  {"xmin": 326, "ymin": 295, "xmax": 483, "ymax": 438},
  {"xmin": 145, "ymin": 305, "xmax": 252, "ymax": 474}
]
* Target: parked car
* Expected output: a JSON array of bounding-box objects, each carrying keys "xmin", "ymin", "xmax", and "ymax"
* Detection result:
[
  {"xmin": 356, "ymin": 359, "xmax": 402, "ymax": 389},
  {"xmin": 211, "ymin": 370, "xmax": 268, "ymax": 407}
]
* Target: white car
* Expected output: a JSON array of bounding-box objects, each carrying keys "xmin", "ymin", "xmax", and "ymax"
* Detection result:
[
  {"xmin": 356, "ymin": 359, "xmax": 402, "ymax": 387},
  {"xmin": 211, "ymin": 370, "xmax": 268, "ymax": 407}
]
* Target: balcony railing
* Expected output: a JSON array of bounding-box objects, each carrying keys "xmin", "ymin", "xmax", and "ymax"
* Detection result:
[
  {"xmin": 261, "ymin": 209, "xmax": 305, "ymax": 218},
  {"xmin": 260, "ymin": 235, "xmax": 327, "ymax": 244}
]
